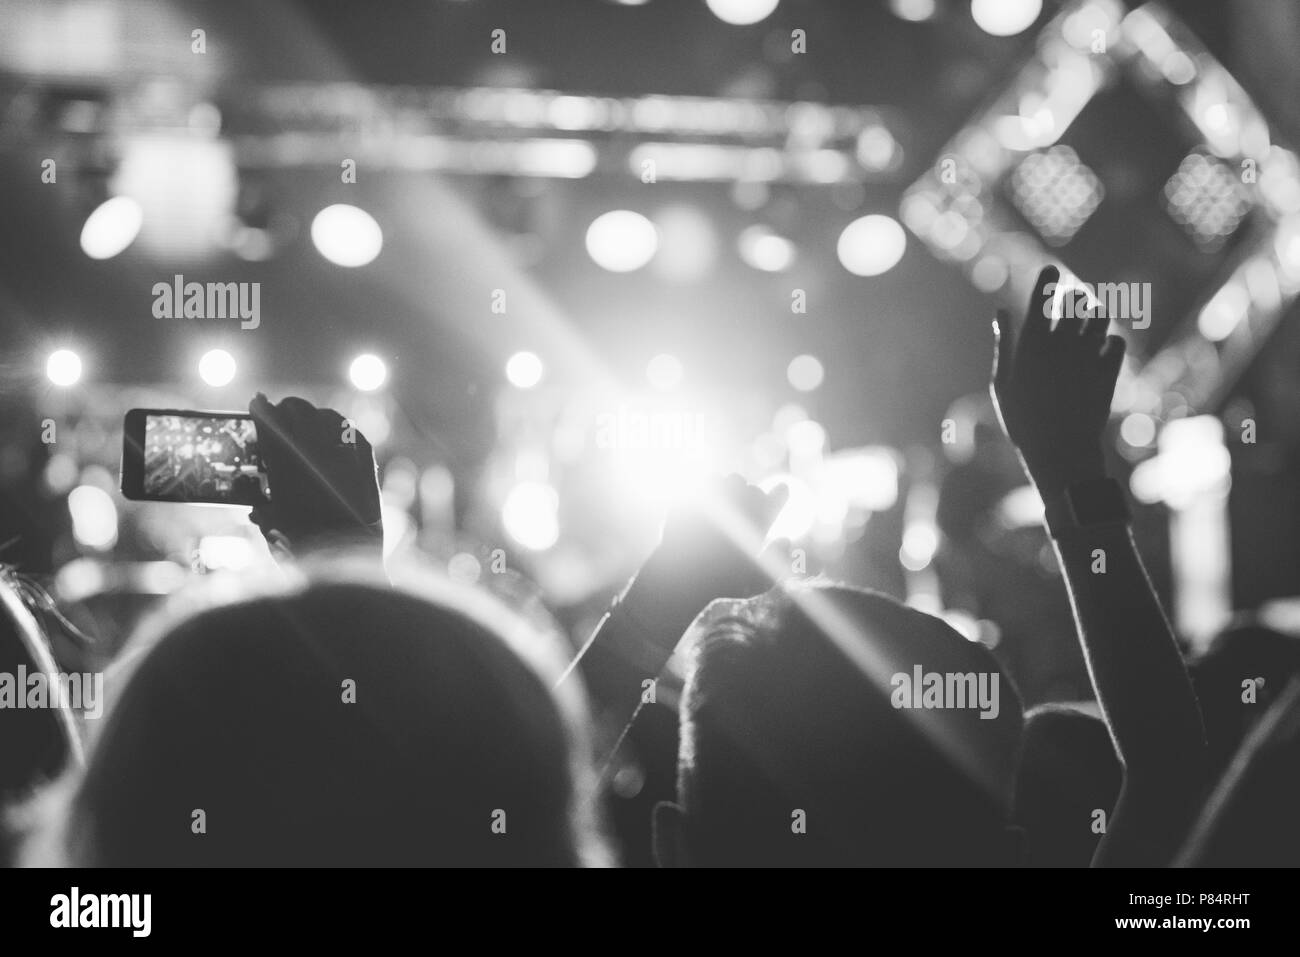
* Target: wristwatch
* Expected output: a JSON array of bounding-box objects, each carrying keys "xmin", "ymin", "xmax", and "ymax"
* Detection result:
[{"xmin": 1042, "ymin": 477, "xmax": 1130, "ymax": 538}]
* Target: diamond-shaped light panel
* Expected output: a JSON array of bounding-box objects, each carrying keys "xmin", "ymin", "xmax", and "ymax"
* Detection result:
[
  {"xmin": 1163, "ymin": 151, "xmax": 1252, "ymax": 250},
  {"xmin": 1010, "ymin": 145, "xmax": 1105, "ymax": 246}
]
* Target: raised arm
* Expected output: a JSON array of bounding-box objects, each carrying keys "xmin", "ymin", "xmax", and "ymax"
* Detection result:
[
  {"xmin": 558, "ymin": 476, "xmax": 784, "ymax": 770},
  {"xmin": 991, "ymin": 266, "xmax": 1207, "ymax": 867}
]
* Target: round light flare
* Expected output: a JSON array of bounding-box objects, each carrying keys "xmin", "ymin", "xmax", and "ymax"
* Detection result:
[
  {"xmin": 738, "ymin": 225, "xmax": 796, "ymax": 272},
  {"xmin": 1120, "ymin": 412, "xmax": 1157, "ymax": 449},
  {"xmin": 705, "ymin": 0, "xmax": 780, "ymax": 26},
  {"xmin": 46, "ymin": 350, "xmax": 83, "ymax": 387},
  {"xmin": 501, "ymin": 481, "xmax": 560, "ymax": 551},
  {"xmin": 198, "ymin": 349, "xmax": 237, "ymax": 387},
  {"xmin": 971, "ymin": 0, "xmax": 1042, "ymax": 37},
  {"xmin": 787, "ymin": 354, "xmax": 825, "ymax": 392},
  {"xmin": 349, "ymin": 353, "xmax": 389, "ymax": 392},
  {"xmin": 80, "ymin": 196, "xmax": 143, "ymax": 260},
  {"xmin": 585, "ymin": 210, "xmax": 658, "ymax": 272},
  {"xmin": 311, "ymin": 204, "xmax": 383, "ymax": 267},
  {"xmin": 646, "ymin": 353, "xmax": 684, "ymax": 390},
  {"xmin": 837, "ymin": 214, "xmax": 907, "ymax": 277},
  {"xmin": 900, "ymin": 522, "xmax": 940, "ymax": 572},
  {"xmin": 68, "ymin": 485, "xmax": 118, "ymax": 551},
  {"xmin": 506, "ymin": 351, "xmax": 545, "ymax": 389},
  {"xmin": 890, "ymin": 0, "xmax": 936, "ymax": 22}
]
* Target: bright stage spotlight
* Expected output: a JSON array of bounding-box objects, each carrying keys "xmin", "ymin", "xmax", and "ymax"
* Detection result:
[
  {"xmin": 506, "ymin": 351, "xmax": 545, "ymax": 389},
  {"xmin": 586, "ymin": 210, "xmax": 658, "ymax": 272},
  {"xmin": 311, "ymin": 204, "xmax": 383, "ymax": 267},
  {"xmin": 68, "ymin": 485, "xmax": 118, "ymax": 550},
  {"xmin": 837, "ymin": 215, "xmax": 906, "ymax": 276},
  {"xmin": 705, "ymin": 0, "xmax": 780, "ymax": 26},
  {"xmin": 890, "ymin": 0, "xmax": 936, "ymax": 22},
  {"xmin": 646, "ymin": 353, "xmax": 684, "ymax": 390},
  {"xmin": 970, "ymin": 0, "xmax": 1041, "ymax": 37},
  {"xmin": 198, "ymin": 349, "xmax": 236, "ymax": 387},
  {"xmin": 738, "ymin": 225, "xmax": 796, "ymax": 272},
  {"xmin": 349, "ymin": 353, "xmax": 389, "ymax": 392},
  {"xmin": 787, "ymin": 354, "xmax": 824, "ymax": 392},
  {"xmin": 46, "ymin": 350, "xmax": 83, "ymax": 387},
  {"xmin": 502, "ymin": 481, "xmax": 560, "ymax": 551},
  {"xmin": 80, "ymin": 196, "xmax": 143, "ymax": 260}
]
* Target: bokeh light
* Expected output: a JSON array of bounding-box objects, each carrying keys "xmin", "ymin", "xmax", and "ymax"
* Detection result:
[
  {"xmin": 585, "ymin": 210, "xmax": 658, "ymax": 272},
  {"xmin": 837, "ymin": 214, "xmax": 907, "ymax": 276},
  {"xmin": 311, "ymin": 204, "xmax": 383, "ymax": 267}
]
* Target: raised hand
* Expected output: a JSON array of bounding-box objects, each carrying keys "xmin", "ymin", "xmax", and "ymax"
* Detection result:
[
  {"xmin": 649, "ymin": 474, "xmax": 789, "ymax": 605},
  {"xmin": 244, "ymin": 394, "xmax": 382, "ymax": 557},
  {"xmin": 990, "ymin": 265, "xmax": 1126, "ymax": 497}
]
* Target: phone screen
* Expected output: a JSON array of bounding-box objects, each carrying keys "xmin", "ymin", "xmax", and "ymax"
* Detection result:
[{"xmin": 132, "ymin": 412, "xmax": 268, "ymax": 504}]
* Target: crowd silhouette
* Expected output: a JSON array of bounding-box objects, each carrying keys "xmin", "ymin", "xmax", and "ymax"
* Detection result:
[{"xmin": 3, "ymin": 266, "xmax": 1298, "ymax": 868}]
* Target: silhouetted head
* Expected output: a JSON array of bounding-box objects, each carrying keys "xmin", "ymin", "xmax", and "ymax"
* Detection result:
[
  {"xmin": 1179, "ymin": 676, "xmax": 1300, "ymax": 867},
  {"xmin": 0, "ymin": 569, "xmax": 80, "ymax": 801},
  {"xmin": 655, "ymin": 583, "xmax": 1023, "ymax": 866},
  {"xmin": 24, "ymin": 557, "xmax": 608, "ymax": 866},
  {"xmin": 1012, "ymin": 703, "xmax": 1121, "ymax": 867},
  {"xmin": 1189, "ymin": 618, "xmax": 1300, "ymax": 775}
]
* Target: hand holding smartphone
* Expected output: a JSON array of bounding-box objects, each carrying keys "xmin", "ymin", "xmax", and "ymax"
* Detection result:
[{"xmin": 121, "ymin": 409, "xmax": 269, "ymax": 505}]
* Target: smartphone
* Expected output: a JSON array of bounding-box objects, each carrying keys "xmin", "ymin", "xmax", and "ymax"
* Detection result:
[{"xmin": 121, "ymin": 409, "xmax": 269, "ymax": 505}]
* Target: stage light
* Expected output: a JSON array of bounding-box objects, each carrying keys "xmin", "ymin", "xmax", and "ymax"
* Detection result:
[
  {"xmin": 1197, "ymin": 283, "xmax": 1250, "ymax": 341},
  {"xmin": 506, "ymin": 351, "xmax": 544, "ymax": 389},
  {"xmin": 856, "ymin": 125, "xmax": 899, "ymax": 172},
  {"xmin": 646, "ymin": 353, "xmax": 684, "ymax": 390},
  {"xmin": 586, "ymin": 210, "xmax": 658, "ymax": 272},
  {"xmin": 705, "ymin": 0, "xmax": 779, "ymax": 26},
  {"xmin": 448, "ymin": 552, "xmax": 482, "ymax": 585},
  {"xmin": 198, "ymin": 349, "xmax": 236, "ymax": 387},
  {"xmin": 311, "ymin": 204, "xmax": 383, "ymax": 267},
  {"xmin": 68, "ymin": 485, "xmax": 118, "ymax": 550},
  {"xmin": 115, "ymin": 134, "xmax": 236, "ymax": 259},
  {"xmin": 890, "ymin": 0, "xmax": 935, "ymax": 22},
  {"xmin": 80, "ymin": 196, "xmax": 142, "ymax": 260},
  {"xmin": 1274, "ymin": 214, "xmax": 1300, "ymax": 281},
  {"xmin": 971, "ymin": 0, "xmax": 1042, "ymax": 37},
  {"xmin": 1164, "ymin": 152, "xmax": 1250, "ymax": 250},
  {"xmin": 1120, "ymin": 412, "xmax": 1157, "ymax": 449},
  {"xmin": 46, "ymin": 350, "xmax": 83, "ymax": 387},
  {"xmin": 827, "ymin": 447, "xmax": 900, "ymax": 511},
  {"xmin": 502, "ymin": 481, "xmax": 560, "ymax": 551},
  {"xmin": 837, "ymin": 214, "xmax": 906, "ymax": 276},
  {"xmin": 900, "ymin": 522, "xmax": 940, "ymax": 571},
  {"xmin": 738, "ymin": 225, "xmax": 796, "ymax": 271},
  {"xmin": 1010, "ymin": 146, "xmax": 1103, "ymax": 246},
  {"xmin": 787, "ymin": 354, "xmax": 824, "ymax": 392},
  {"xmin": 995, "ymin": 485, "xmax": 1045, "ymax": 528},
  {"xmin": 349, "ymin": 353, "xmax": 388, "ymax": 391}
]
